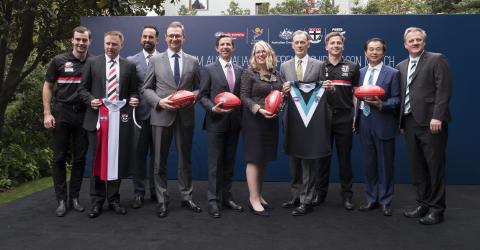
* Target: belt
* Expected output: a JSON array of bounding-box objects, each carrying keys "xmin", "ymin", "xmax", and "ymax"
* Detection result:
[{"xmin": 57, "ymin": 102, "xmax": 86, "ymax": 112}]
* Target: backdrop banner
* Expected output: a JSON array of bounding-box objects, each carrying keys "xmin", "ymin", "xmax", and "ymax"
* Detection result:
[{"xmin": 81, "ymin": 15, "xmax": 480, "ymax": 184}]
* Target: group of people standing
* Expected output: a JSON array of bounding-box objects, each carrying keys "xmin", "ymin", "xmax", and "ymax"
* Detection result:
[{"xmin": 42, "ymin": 21, "xmax": 451, "ymax": 226}]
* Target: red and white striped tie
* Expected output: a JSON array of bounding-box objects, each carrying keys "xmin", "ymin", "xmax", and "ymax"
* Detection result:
[{"xmin": 107, "ymin": 59, "xmax": 118, "ymax": 101}]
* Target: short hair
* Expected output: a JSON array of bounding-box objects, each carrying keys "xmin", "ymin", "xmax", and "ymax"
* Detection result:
[
  {"xmin": 143, "ymin": 25, "xmax": 159, "ymax": 38},
  {"xmin": 363, "ymin": 38, "xmax": 387, "ymax": 52},
  {"xmin": 292, "ymin": 30, "xmax": 311, "ymax": 41},
  {"xmin": 72, "ymin": 26, "xmax": 91, "ymax": 39},
  {"xmin": 215, "ymin": 34, "xmax": 235, "ymax": 48},
  {"xmin": 248, "ymin": 40, "xmax": 277, "ymax": 73},
  {"xmin": 166, "ymin": 21, "xmax": 185, "ymax": 35},
  {"xmin": 104, "ymin": 30, "xmax": 124, "ymax": 43},
  {"xmin": 325, "ymin": 31, "xmax": 345, "ymax": 43},
  {"xmin": 403, "ymin": 27, "xmax": 427, "ymax": 42}
]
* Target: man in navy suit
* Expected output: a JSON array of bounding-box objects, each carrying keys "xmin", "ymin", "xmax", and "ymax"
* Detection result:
[
  {"xmin": 198, "ymin": 34, "xmax": 244, "ymax": 218},
  {"xmin": 354, "ymin": 38, "xmax": 400, "ymax": 216},
  {"xmin": 127, "ymin": 25, "xmax": 160, "ymax": 209}
]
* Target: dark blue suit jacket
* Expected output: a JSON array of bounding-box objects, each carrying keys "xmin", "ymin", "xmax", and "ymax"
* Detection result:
[{"xmin": 354, "ymin": 64, "xmax": 401, "ymax": 140}]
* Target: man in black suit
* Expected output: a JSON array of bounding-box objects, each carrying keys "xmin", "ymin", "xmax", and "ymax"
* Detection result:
[
  {"xmin": 396, "ymin": 27, "xmax": 452, "ymax": 225},
  {"xmin": 78, "ymin": 31, "xmax": 139, "ymax": 218},
  {"xmin": 198, "ymin": 34, "xmax": 244, "ymax": 218}
]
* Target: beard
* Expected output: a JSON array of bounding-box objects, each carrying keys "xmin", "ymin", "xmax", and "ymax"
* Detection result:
[{"xmin": 143, "ymin": 43, "xmax": 155, "ymax": 52}]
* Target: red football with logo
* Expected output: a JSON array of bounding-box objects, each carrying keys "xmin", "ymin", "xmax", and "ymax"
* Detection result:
[
  {"xmin": 354, "ymin": 85, "xmax": 385, "ymax": 100},
  {"xmin": 264, "ymin": 90, "xmax": 283, "ymax": 114},
  {"xmin": 214, "ymin": 92, "xmax": 241, "ymax": 110},
  {"xmin": 168, "ymin": 90, "xmax": 196, "ymax": 108}
]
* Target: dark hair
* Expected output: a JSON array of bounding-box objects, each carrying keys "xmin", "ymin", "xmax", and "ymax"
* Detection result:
[
  {"xmin": 363, "ymin": 38, "xmax": 387, "ymax": 52},
  {"xmin": 72, "ymin": 26, "xmax": 91, "ymax": 39},
  {"xmin": 143, "ymin": 25, "xmax": 159, "ymax": 37},
  {"xmin": 215, "ymin": 34, "xmax": 235, "ymax": 48}
]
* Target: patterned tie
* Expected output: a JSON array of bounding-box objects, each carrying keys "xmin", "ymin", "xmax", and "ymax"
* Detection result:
[
  {"xmin": 404, "ymin": 60, "xmax": 417, "ymax": 114},
  {"xmin": 146, "ymin": 54, "xmax": 152, "ymax": 66},
  {"xmin": 296, "ymin": 59, "xmax": 303, "ymax": 81},
  {"xmin": 226, "ymin": 63, "xmax": 235, "ymax": 92},
  {"xmin": 363, "ymin": 68, "xmax": 375, "ymax": 117},
  {"xmin": 107, "ymin": 59, "xmax": 118, "ymax": 101},
  {"xmin": 173, "ymin": 53, "xmax": 180, "ymax": 85}
]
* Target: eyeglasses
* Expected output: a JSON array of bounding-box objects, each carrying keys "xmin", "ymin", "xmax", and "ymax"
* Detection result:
[{"xmin": 167, "ymin": 34, "xmax": 183, "ymax": 39}]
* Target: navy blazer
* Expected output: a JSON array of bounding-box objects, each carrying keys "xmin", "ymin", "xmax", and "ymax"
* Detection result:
[
  {"xmin": 354, "ymin": 64, "xmax": 401, "ymax": 140},
  {"xmin": 198, "ymin": 60, "xmax": 243, "ymax": 132}
]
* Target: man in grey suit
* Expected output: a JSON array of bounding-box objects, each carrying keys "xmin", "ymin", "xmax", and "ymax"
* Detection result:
[
  {"xmin": 126, "ymin": 25, "xmax": 160, "ymax": 209},
  {"xmin": 280, "ymin": 30, "xmax": 334, "ymax": 216},
  {"xmin": 142, "ymin": 21, "xmax": 201, "ymax": 218},
  {"xmin": 198, "ymin": 34, "xmax": 244, "ymax": 218},
  {"xmin": 396, "ymin": 27, "xmax": 452, "ymax": 225}
]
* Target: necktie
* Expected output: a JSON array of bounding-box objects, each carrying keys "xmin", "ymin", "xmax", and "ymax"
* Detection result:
[
  {"xmin": 363, "ymin": 68, "xmax": 375, "ymax": 117},
  {"xmin": 146, "ymin": 54, "xmax": 152, "ymax": 66},
  {"xmin": 404, "ymin": 60, "xmax": 417, "ymax": 114},
  {"xmin": 107, "ymin": 59, "xmax": 118, "ymax": 101},
  {"xmin": 173, "ymin": 53, "xmax": 180, "ymax": 86},
  {"xmin": 226, "ymin": 63, "xmax": 235, "ymax": 92},
  {"xmin": 296, "ymin": 59, "xmax": 303, "ymax": 81}
]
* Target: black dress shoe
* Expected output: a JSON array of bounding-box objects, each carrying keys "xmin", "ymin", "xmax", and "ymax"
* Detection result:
[
  {"xmin": 182, "ymin": 200, "xmax": 202, "ymax": 213},
  {"xmin": 208, "ymin": 206, "xmax": 221, "ymax": 219},
  {"xmin": 55, "ymin": 200, "xmax": 67, "ymax": 217},
  {"xmin": 224, "ymin": 200, "xmax": 244, "ymax": 212},
  {"xmin": 131, "ymin": 195, "xmax": 144, "ymax": 209},
  {"xmin": 358, "ymin": 202, "xmax": 379, "ymax": 211},
  {"xmin": 381, "ymin": 205, "xmax": 393, "ymax": 216},
  {"xmin": 419, "ymin": 211, "xmax": 444, "ymax": 225},
  {"xmin": 281, "ymin": 198, "xmax": 299, "ymax": 208},
  {"xmin": 343, "ymin": 198, "xmax": 355, "ymax": 210},
  {"xmin": 291, "ymin": 203, "xmax": 312, "ymax": 216},
  {"xmin": 311, "ymin": 194, "xmax": 326, "ymax": 207},
  {"xmin": 109, "ymin": 202, "xmax": 127, "ymax": 215},
  {"xmin": 69, "ymin": 198, "xmax": 85, "ymax": 212},
  {"xmin": 88, "ymin": 205, "xmax": 102, "ymax": 218},
  {"xmin": 404, "ymin": 205, "xmax": 429, "ymax": 218},
  {"xmin": 249, "ymin": 205, "xmax": 270, "ymax": 217},
  {"xmin": 156, "ymin": 203, "xmax": 168, "ymax": 218}
]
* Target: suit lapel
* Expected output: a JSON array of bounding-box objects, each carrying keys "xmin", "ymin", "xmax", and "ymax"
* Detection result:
[
  {"xmin": 161, "ymin": 52, "xmax": 176, "ymax": 87},
  {"xmin": 376, "ymin": 65, "xmax": 387, "ymax": 87},
  {"xmin": 289, "ymin": 60, "xmax": 296, "ymax": 81},
  {"xmin": 304, "ymin": 57, "xmax": 314, "ymax": 80},
  {"xmin": 409, "ymin": 51, "xmax": 428, "ymax": 84},
  {"xmin": 214, "ymin": 61, "xmax": 229, "ymax": 90},
  {"xmin": 359, "ymin": 67, "xmax": 366, "ymax": 85},
  {"xmin": 100, "ymin": 56, "xmax": 107, "ymax": 96},
  {"xmin": 233, "ymin": 65, "xmax": 242, "ymax": 94}
]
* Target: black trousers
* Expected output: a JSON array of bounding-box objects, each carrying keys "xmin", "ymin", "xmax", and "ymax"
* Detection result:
[
  {"xmin": 132, "ymin": 118, "xmax": 155, "ymax": 197},
  {"xmin": 51, "ymin": 103, "xmax": 87, "ymax": 201},
  {"xmin": 316, "ymin": 109, "xmax": 353, "ymax": 199},
  {"xmin": 206, "ymin": 129, "xmax": 240, "ymax": 207},
  {"xmin": 87, "ymin": 131, "xmax": 121, "ymax": 205},
  {"xmin": 404, "ymin": 115, "xmax": 447, "ymax": 212}
]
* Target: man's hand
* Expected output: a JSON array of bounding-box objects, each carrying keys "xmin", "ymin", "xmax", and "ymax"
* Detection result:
[
  {"xmin": 129, "ymin": 97, "xmax": 140, "ymax": 107},
  {"xmin": 43, "ymin": 114, "xmax": 55, "ymax": 129},
  {"xmin": 365, "ymin": 96, "xmax": 383, "ymax": 109},
  {"xmin": 258, "ymin": 108, "xmax": 276, "ymax": 119},
  {"xmin": 90, "ymin": 99, "xmax": 102, "ymax": 110},
  {"xmin": 212, "ymin": 102, "xmax": 232, "ymax": 113},
  {"xmin": 282, "ymin": 81, "xmax": 291, "ymax": 93},
  {"xmin": 430, "ymin": 119, "xmax": 443, "ymax": 134},
  {"xmin": 159, "ymin": 98, "xmax": 176, "ymax": 111},
  {"xmin": 322, "ymin": 80, "xmax": 335, "ymax": 92}
]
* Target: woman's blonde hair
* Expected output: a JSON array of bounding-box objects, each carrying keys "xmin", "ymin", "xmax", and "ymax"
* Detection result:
[{"xmin": 248, "ymin": 40, "xmax": 277, "ymax": 73}]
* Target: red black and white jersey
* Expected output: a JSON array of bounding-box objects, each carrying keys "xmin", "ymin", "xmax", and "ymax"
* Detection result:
[
  {"xmin": 93, "ymin": 99, "xmax": 141, "ymax": 181},
  {"xmin": 323, "ymin": 58, "xmax": 360, "ymax": 109},
  {"xmin": 45, "ymin": 51, "xmax": 92, "ymax": 104}
]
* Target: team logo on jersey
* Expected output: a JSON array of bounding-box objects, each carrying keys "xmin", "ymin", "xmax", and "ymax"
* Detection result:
[
  {"xmin": 64, "ymin": 61, "xmax": 74, "ymax": 72},
  {"xmin": 121, "ymin": 113, "xmax": 129, "ymax": 122},
  {"xmin": 308, "ymin": 28, "xmax": 322, "ymax": 44},
  {"xmin": 99, "ymin": 115, "xmax": 108, "ymax": 121},
  {"xmin": 341, "ymin": 65, "xmax": 350, "ymax": 73}
]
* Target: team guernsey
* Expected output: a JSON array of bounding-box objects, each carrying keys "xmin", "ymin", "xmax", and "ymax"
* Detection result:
[{"xmin": 93, "ymin": 99, "xmax": 140, "ymax": 181}]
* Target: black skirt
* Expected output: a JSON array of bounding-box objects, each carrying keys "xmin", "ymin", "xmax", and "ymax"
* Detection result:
[{"xmin": 242, "ymin": 108, "xmax": 278, "ymax": 164}]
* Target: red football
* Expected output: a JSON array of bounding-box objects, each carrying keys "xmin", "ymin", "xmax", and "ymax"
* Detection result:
[
  {"xmin": 264, "ymin": 90, "xmax": 283, "ymax": 114},
  {"xmin": 168, "ymin": 90, "xmax": 196, "ymax": 108},
  {"xmin": 214, "ymin": 92, "xmax": 241, "ymax": 110},
  {"xmin": 354, "ymin": 85, "xmax": 385, "ymax": 100}
]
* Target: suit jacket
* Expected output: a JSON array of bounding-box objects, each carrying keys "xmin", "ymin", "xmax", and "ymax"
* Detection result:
[
  {"xmin": 126, "ymin": 50, "xmax": 159, "ymax": 120},
  {"xmin": 78, "ymin": 55, "xmax": 139, "ymax": 131},
  {"xmin": 396, "ymin": 51, "xmax": 452, "ymax": 128},
  {"xmin": 141, "ymin": 50, "xmax": 200, "ymax": 127},
  {"xmin": 198, "ymin": 60, "xmax": 243, "ymax": 132},
  {"xmin": 280, "ymin": 56, "xmax": 326, "ymax": 124},
  {"xmin": 354, "ymin": 64, "xmax": 401, "ymax": 139}
]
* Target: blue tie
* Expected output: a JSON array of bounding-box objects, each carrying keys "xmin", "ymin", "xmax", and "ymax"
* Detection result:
[
  {"xmin": 173, "ymin": 53, "xmax": 180, "ymax": 86},
  {"xmin": 363, "ymin": 68, "xmax": 375, "ymax": 117}
]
